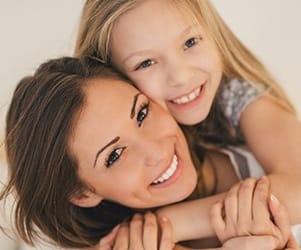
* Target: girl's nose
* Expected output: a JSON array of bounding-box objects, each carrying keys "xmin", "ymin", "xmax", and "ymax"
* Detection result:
[{"xmin": 166, "ymin": 58, "xmax": 193, "ymax": 87}]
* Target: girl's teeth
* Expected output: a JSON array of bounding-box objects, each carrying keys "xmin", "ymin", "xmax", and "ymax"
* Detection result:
[
  {"xmin": 172, "ymin": 87, "xmax": 201, "ymax": 104},
  {"xmin": 152, "ymin": 155, "xmax": 178, "ymax": 185}
]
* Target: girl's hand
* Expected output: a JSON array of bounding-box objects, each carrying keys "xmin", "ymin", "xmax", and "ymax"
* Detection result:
[
  {"xmin": 98, "ymin": 212, "xmax": 174, "ymax": 250},
  {"xmin": 210, "ymin": 177, "xmax": 297, "ymax": 249}
]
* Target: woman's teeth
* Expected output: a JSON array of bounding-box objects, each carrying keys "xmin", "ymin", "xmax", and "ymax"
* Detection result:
[
  {"xmin": 152, "ymin": 155, "xmax": 178, "ymax": 185},
  {"xmin": 172, "ymin": 87, "xmax": 201, "ymax": 104}
]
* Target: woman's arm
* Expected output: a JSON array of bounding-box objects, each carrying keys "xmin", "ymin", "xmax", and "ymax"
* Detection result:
[{"xmin": 156, "ymin": 192, "xmax": 226, "ymax": 242}]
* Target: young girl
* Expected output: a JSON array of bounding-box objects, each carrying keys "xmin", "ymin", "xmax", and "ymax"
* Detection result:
[
  {"xmin": 74, "ymin": 0, "xmax": 301, "ymax": 239},
  {"xmin": 1, "ymin": 56, "xmax": 296, "ymax": 249}
]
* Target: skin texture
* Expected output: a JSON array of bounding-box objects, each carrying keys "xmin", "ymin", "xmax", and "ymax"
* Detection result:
[
  {"xmin": 69, "ymin": 78, "xmax": 197, "ymax": 209},
  {"xmin": 110, "ymin": 0, "xmax": 223, "ymax": 125},
  {"xmin": 95, "ymin": 178, "xmax": 298, "ymax": 250}
]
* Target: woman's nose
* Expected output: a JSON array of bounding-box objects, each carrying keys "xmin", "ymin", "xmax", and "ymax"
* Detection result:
[{"xmin": 141, "ymin": 138, "xmax": 169, "ymax": 167}]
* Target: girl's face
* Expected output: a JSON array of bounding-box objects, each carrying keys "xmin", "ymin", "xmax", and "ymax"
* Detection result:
[
  {"xmin": 68, "ymin": 78, "xmax": 197, "ymax": 209},
  {"xmin": 110, "ymin": 0, "xmax": 223, "ymax": 125}
]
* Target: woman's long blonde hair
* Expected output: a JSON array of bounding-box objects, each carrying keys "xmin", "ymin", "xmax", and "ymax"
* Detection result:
[{"xmin": 74, "ymin": 0, "xmax": 295, "ymax": 148}]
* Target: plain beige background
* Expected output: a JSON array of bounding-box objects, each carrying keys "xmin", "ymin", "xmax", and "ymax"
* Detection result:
[{"xmin": 0, "ymin": 1, "xmax": 301, "ymax": 249}]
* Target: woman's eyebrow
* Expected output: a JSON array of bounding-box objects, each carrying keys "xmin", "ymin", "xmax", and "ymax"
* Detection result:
[
  {"xmin": 93, "ymin": 136, "xmax": 120, "ymax": 168},
  {"xmin": 131, "ymin": 93, "xmax": 142, "ymax": 119},
  {"xmin": 92, "ymin": 93, "xmax": 141, "ymax": 168}
]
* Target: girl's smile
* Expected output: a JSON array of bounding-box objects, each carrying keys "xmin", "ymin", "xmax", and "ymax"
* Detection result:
[
  {"xmin": 110, "ymin": 0, "xmax": 223, "ymax": 125},
  {"xmin": 167, "ymin": 81, "xmax": 208, "ymax": 112}
]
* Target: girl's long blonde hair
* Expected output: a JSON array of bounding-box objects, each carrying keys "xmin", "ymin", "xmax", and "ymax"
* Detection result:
[
  {"xmin": 74, "ymin": 0, "xmax": 295, "ymax": 149},
  {"xmin": 74, "ymin": 0, "xmax": 295, "ymax": 113}
]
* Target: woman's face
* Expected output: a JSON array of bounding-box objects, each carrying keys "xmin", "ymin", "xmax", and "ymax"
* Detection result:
[{"xmin": 68, "ymin": 78, "xmax": 197, "ymax": 209}]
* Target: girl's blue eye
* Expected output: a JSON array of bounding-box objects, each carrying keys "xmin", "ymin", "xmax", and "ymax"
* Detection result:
[
  {"xmin": 136, "ymin": 59, "xmax": 153, "ymax": 70},
  {"xmin": 105, "ymin": 147, "xmax": 125, "ymax": 168},
  {"xmin": 184, "ymin": 38, "xmax": 197, "ymax": 49},
  {"xmin": 137, "ymin": 101, "xmax": 149, "ymax": 127}
]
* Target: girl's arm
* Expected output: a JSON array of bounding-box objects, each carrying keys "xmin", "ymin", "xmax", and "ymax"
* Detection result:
[
  {"xmin": 156, "ymin": 177, "xmax": 298, "ymax": 245},
  {"xmin": 240, "ymin": 95, "xmax": 301, "ymax": 223}
]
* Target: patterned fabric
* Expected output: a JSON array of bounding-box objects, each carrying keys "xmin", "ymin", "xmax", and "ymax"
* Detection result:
[
  {"xmin": 218, "ymin": 78, "xmax": 267, "ymax": 136},
  {"xmin": 221, "ymin": 146, "xmax": 265, "ymax": 181}
]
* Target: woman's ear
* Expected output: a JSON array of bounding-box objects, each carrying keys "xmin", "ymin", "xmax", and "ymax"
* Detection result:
[{"xmin": 70, "ymin": 189, "xmax": 103, "ymax": 208}]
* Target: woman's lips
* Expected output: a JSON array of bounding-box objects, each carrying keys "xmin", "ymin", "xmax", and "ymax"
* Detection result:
[{"xmin": 150, "ymin": 152, "xmax": 183, "ymax": 188}]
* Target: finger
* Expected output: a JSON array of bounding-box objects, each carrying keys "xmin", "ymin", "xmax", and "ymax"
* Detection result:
[
  {"xmin": 286, "ymin": 232, "xmax": 299, "ymax": 249},
  {"xmin": 269, "ymin": 194, "xmax": 291, "ymax": 245},
  {"xmin": 237, "ymin": 178, "xmax": 257, "ymax": 232},
  {"xmin": 159, "ymin": 217, "xmax": 175, "ymax": 250},
  {"xmin": 129, "ymin": 213, "xmax": 144, "ymax": 249},
  {"xmin": 98, "ymin": 225, "xmax": 120, "ymax": 250},
  {"xmin": 224, "ymin": 182, "xmax": 240, "ymax": 233},
  {"xmin": 143, "ymin": 212, "xmax": 158, "ymax": 250},
  {"xmin": 113, "ymin": 222, "xmax": 129, "ymax": 250},
  {"xmin": 251, "ymin": 176, "xmax": 271, "ymax": 234},
  {"xmin": 210, "ymin": 200, "xmax": 226, "ymax": 242}
]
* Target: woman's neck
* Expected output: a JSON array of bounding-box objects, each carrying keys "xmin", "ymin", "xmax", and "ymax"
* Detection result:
[{"xmin": 190, "ymin": 150, "xmax": 240, "ymax": 200}]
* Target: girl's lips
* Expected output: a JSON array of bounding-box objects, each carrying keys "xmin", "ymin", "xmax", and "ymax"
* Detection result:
[{"xmin": 167, "ymin": 82, "xmax": 207, "ymax": 111}]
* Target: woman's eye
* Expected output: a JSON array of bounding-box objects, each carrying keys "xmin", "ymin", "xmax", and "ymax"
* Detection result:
[
  {"xmin": 137, "ymin": 102, "xmax": 149, "ymax": 127},
  {"xmin": 184, "ymin": 38, "xmax": 198, "ymax": 50},
  {"xmin": 136, "ymin": 59, "xmax": 154, "ymax": 70},
  {"xmin": 105, "ymin": 147, "xmax": 125, "ymax": 168}
]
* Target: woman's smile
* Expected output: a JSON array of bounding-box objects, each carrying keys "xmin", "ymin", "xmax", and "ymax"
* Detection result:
[{"xmin": 69, "ymin": 78, "xmax": 197, "ymax": 209}]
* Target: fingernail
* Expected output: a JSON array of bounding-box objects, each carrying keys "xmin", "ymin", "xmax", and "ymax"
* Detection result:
[
  {"xmin": 270, "ymin": 194, "xmax": 279, "ymax": 207},
  {"xmin": 113, "ymin": 224, "xmax": 120, "ymax": 231},
  {"xmin": 160, "ymin": 216, "xmax": 168, "ymax": 222}
]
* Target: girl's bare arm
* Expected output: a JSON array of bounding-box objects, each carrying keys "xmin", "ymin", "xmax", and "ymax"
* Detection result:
[{"xmin": 241, "ymin": 95, "xmax": 301, "ymax": 223}]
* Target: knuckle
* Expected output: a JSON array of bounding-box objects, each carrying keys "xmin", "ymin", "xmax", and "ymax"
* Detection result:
[
  {"xmin": 144, "ymin": 220, "xmax": 157, "ymax": 234},
  {"xmin": 224, "ymin": 193, "xmax": 237, "ymax": 209},
  {"xmin": 251, "ymin": 223, "xmax": 269, "ymax": 234},
  {"xmin": 240, "ymin": 178, "xmax": 256, "ymax": 192},
  {"xmin": 130, "ymin": 215, "xmax": 143, "ymax": 228}
]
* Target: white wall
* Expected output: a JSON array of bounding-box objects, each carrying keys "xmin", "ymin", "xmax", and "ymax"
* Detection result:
[
  {"xmin": 0, "ymin": 1, "xmax": 301, "ymax": 249},
  {"xmin": 211, "ymin": 0, "xmax": 301, "ymax": 114}
]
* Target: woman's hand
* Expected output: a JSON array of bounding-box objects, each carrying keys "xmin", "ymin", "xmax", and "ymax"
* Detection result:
[
  {"xmin": 97, "ymin": 211, "xmax": 174, "ymax": 250},
  {"xmin": 210, "ymin": 177, "xmax": 298, "ymax": 249}
]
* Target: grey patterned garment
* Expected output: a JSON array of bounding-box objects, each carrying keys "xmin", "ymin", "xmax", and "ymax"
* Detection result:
[{"xmin": 218, "ymin": 78, "xmax": 267, "ymax": 139}]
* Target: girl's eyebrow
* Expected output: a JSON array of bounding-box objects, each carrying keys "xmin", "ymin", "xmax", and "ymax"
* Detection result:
[
  {"xmin": 122, "ymin": 25, "xmax": 198, "ymax": 64},
  {"xmin": 122, "ymin": 50, "xmax": 152, "ymax": 64},
  {"xmin": 93, "ymin": 136, "xmax": 120, "ymax": 168},
  {"xmin": 180, "ymin": 24, "xmax": 196, "ymax": 38}
]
